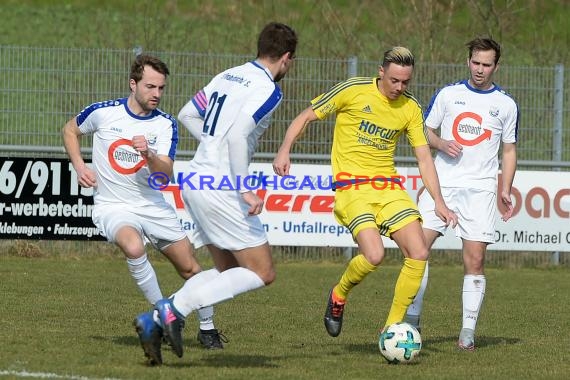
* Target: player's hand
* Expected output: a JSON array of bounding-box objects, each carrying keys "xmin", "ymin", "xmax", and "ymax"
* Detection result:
[
  {"xmin": 500, "ymin": 191, "xmax": 514, "ymax": 221},
  {"xmin": 77, "ymin": 165, "xmax": 96, "ymax": 188},
  {"xmin": 273, "ymin": 151, "xmax": 291, "ymax": 176},
  {"xmin": 132, "ymin": 135, "xmax": 151, "ymax": 158},
  {"xmin": 435, "ymin": 202, "xmax": 458, "ymax": 228},
  {"xmin": 442, "ymin": 140, "xmax": 463, "ymax": 158},
  {"xmin": 241, "ymin": 190, "xmax": 264, "ymax": 216}
]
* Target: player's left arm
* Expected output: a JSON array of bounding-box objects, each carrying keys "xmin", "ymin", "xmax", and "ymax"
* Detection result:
[
  {"xmin": 500, "ymin": 142, "xmax": 517, "ymax": 221},
  {"xmin": 227, "ymin": 112, "xmax": 264, "ymax": 215},
  {"xmin": 414, "ymin": 144, "xmax": 458, "ymax": 227},
  {"xmin": 499, "ymin": 98, "xmax": 519, "ymax": 221},
  {"xmin": 132, "ymin": 135, "xmax": 174, "ymax": 181}
]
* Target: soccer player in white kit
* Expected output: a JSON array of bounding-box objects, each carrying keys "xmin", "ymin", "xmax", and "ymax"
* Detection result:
[
  {"xmin": 404, "ymin": 37, "xmax": 519, "ymax": 350},
  {"xmin": 132, "ymin": 22, "xmax": 298, "ymax": 364},
  {"xmin": 62, "ymin": 55, "xmax": 223, "ymax": 366}
]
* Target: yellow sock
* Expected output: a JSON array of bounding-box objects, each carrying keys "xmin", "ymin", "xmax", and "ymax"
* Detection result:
[
  {"xmin": 334, "ymin": 254, "xmax": 377, "ymax": 300},
  {"xmin": 384, "ymin": 257, "xmax": 427, "ymax": 328}
]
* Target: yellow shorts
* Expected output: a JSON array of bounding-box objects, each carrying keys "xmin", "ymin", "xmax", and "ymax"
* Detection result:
[{"xmin": 333, "ymin": 184, "xmax": 421, "ymax": 239}]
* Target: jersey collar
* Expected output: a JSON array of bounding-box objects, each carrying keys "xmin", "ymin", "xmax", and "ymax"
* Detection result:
[
  {"xmin": 463, "ymin": 79, "xmax": 498, "ymax": 94},
  {"xmin": 251, "ymin": 60, "xmax": 275, "ymax": 81}
]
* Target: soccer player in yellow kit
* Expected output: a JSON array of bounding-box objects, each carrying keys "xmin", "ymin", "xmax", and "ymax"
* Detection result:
[{"xmin": 273, "ymin": 46, "xmax": 457, "ymax": 337}]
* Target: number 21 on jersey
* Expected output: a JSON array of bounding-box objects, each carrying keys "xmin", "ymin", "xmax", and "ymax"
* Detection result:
[{"xmin": 202, "ymin": 91, "xmax": 227, "ymax": 136}]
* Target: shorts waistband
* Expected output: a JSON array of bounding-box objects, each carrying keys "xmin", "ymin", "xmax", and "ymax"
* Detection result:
[{"xmin": 332, "ymin": 177, "xmax": 402, "ymax": 191}]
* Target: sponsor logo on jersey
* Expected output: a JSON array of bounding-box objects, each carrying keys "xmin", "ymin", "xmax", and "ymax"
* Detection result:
[
  {"xmin": 452, "ymin": 112, "xmax": 491, "ymax": 146},
  {"xmin": 358, "ymin": 120, "xmax": 397, "ymax": 140},
  {"xmin": 108, "ymin": 138, "xmax": 145, "ymax": 174},
  {"xmin": 146, "ymin": 133, "xmax": 158, "ymax": 145},
  {"xmin": 489, "ymin": 106, "xmax": 500, "ymax": 117}
]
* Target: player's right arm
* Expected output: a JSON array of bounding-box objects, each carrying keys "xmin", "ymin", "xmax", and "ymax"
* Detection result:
[
  {"xmin": 178, "ymin": 91, "xmax": 205, "ymax": 142},
  {"xmin": 424, "ymin": 87, "xmax": 462, "ymax": 158},
  {"xmin": 273, "ymin": 106, "xmax": 319, "ymax": 176},
  {"xmin": 62, "ymin": 117, "xmax": 96, "ymax": 188},
  {"xmin": 426, "ymin": 127, "xmax": 462, "ymax": 158}
]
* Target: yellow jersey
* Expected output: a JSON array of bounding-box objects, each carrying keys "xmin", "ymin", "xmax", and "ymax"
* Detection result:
[{"xmin": 311, "ymin": 77, "xmax": 427, "ymax": 187}]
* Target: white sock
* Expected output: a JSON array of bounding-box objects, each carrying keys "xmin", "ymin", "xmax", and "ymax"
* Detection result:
[
  {"xmin": 173, "ymin": 267, "xmax": 265, "ymax": 317},
  {"xmin": 127, "ymin": 254, "xmax": 162, "ymax": 305},
  {"xmin": 189, "ymin": 269, "xmax": 221, "ymax": 330},
  {"xmin": 407, "ymin": 261, "xmax": 429, "ymax": 316},
  {"xmin": 462, "ymin": 274, "xmax": 486, "ymax": 330},
  {"xmin": 196, "ymin": 306, "xmax": 215, "ymax": 330}
]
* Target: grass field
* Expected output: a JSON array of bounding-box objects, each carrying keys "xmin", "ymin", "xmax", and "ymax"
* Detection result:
[
  {"xmin": 1, "ymin": 254, "xmax": 569, "ymax": 380},
  {"xmin": 1, "ymin": 0, "xmax": 568, "ymax": 65}
]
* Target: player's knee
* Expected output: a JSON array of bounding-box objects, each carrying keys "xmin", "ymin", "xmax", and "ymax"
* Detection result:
[
  {"xmin": 463, "ymin": 252, "xmax": 485, "ymax": 273},
  {"xmin": 409, "ymin": 248, "xmax": 429, "ymax": 261},
  {"xmin": 364, "ymin": 251, "xmax": 384, "ymax": 266},
  {"xmin": 119, "ymin": 243, "xmax": 145, "ymax": 259},
  {"xmin": 177, "ymin": 264, "xmax": 202, "ymax": 280},
  {"xmin": 465, "ymin": 261, "xmax": 484, "ymax": 274},
  {"xmin": 259, "ymin": 268, "xmax": 276, "ymax": 285},
  {"xmin": 114, "ymin": 227, "xmax": 145, "ymax": 257}
]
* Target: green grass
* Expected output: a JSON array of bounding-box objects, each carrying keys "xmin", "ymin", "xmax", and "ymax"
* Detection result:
[
  {"xmin": 1, "ymin": 254, "xmax": 569, "ymax": 379},
  {"xmin": 0, "ymin": 0, "xmax": 568, "ymax": 65}
]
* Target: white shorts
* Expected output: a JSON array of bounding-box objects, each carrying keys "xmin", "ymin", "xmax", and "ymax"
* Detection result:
[
  {"xmin": 182, "ymin": 188, "xmax": 267, "ymax": 251},
  {"xmin": 418, "ymin": 187, "xmax": 497, "ymax": 243},
  {"xmin": 92, "ymin": 202, "xmax": 186, "ymax": 250}
]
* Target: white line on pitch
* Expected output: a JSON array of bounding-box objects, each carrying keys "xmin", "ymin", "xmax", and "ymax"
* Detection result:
[{"xmin": 0, "ymin": 369, "xmax": 122, "ymax": 380}]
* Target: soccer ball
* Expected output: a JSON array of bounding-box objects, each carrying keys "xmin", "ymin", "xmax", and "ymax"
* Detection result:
[{"xmin": 379, "ymin": 322, "xmax": 422, "ymax": 364}]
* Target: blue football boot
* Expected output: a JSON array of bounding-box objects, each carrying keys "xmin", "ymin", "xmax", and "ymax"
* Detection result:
[
  {"xmin": 155, "ymin": 298, "xmax": 185, "ymax": 358},
  {"xmin": 133, "ymin": 311, "xmax": 163, "ymax": 366}
]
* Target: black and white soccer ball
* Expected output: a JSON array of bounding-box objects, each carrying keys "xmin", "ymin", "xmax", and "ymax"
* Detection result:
[{"xmin": 379, "ymin": 322, "xmax": 422, "ymax": 364}]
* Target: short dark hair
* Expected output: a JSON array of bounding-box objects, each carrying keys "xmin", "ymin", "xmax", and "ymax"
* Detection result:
[
  {"xmin": 466, "ymin": 37, "xmax": 501, "ymax": 64},
  {"xmin": 130, "ymin": 54, "xmax": 170, "ymax": 83},
  {"xmin": 257, "ymin": 22, "xmax": 298, "ymax": 61}
]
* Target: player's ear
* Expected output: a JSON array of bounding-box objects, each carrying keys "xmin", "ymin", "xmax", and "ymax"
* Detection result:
[
  {"xmin": 493, "ymin": 62, "xmax": 500, "ymax": 73},
  {"xmin": 129, "ymin": 78, "xmax": 137, "ymax": 92}
]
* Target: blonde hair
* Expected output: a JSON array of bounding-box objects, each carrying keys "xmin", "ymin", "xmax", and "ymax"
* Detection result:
[{"xmin": 381, "ymin": 46, "xmax": 415, "ymax": 68}]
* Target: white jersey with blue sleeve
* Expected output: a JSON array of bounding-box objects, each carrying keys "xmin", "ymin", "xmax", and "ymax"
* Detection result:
[
  {"xmin": 76, "ymin": 98, "xmax": 178, "ymax": 206},
  {"xmin": 424, "ymin": 79, "xmax": 519, "ymax": 191},
  {"xmin": 185, "ymin": 61, "xmax": 283, "ymax": 190}
]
